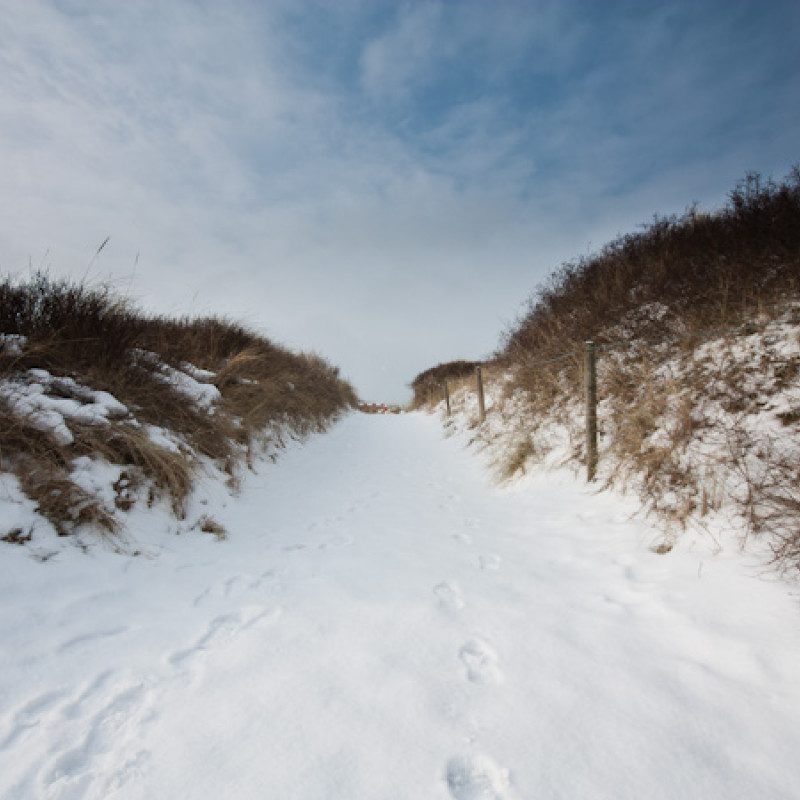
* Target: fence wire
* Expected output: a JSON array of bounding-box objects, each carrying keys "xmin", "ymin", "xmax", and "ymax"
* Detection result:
[{"xmin": 513, "ymin": 313, "xmax": 800, "ymax": 372}]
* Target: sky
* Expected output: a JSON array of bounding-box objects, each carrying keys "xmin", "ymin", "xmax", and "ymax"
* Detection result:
[{"xmin": 1, "ymin": 0, "xmax": 799, "ymax": 403}]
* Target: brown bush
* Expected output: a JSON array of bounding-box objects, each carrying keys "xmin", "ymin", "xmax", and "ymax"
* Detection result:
[
  {"xmin": 416, "ymin": 167, "xmax": 800, "ymax": 570},
  {"xmin": 410, "ymin": 360, "xmax": 484, "ymax": 408},
  {"xmin": 0, "ymin": 272, "xmax": 358, "ymax": 540},
  {"xmin": 501, "ymin": 168, "xmax": 800, "ymax": 369}
]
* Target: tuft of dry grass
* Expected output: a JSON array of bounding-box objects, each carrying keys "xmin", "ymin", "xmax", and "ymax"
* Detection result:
[
  {"xmin": 497, "ymin": 434, "xmax": 537, "ymax": 481},
  {"xmin": 215, "ymin": 346, "xmax": 358, "ymax": 454},
  {"xmin": 1, "ymin": 527, "xmax": 33, "ymax": 545},
  {"xmin": 16, "ymin": 457, "xmax": 119, "ymax": 538},
  {"xmin": 194, "ymin": 514, "xmax": 227, "ymax": 541},
  {"xmin": 73, "ymin": 423, "xmax": 195, "ymax": 518},
  {"xmin": 410, "ymin": 360, "xmax": 483, "ymax": 409}
]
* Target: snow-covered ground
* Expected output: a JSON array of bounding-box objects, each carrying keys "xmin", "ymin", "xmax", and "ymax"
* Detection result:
[{"xmin": 1, "ymin": 412, "xmax": 800, "ymax": 799}]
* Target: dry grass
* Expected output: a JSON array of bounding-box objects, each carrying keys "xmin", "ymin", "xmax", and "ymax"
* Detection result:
[
  {"xmin": 500, "ymin": 168, "xmax": 800, "ymax": 367},
  {"xmin": 496, "ymin": 434, "xmax": 537, "ymax": 481},
  {"xmin": 410, "ymin": 360, "xmax": 483, "ymax": 409},
  {"xmin": 412, "ymin": 167, "xmax": 800, "ymax": 570},
  {"xmin": 16, "ymin": 457, "xmax": 119, "ymax": 538},
  {"xmin": 76, "ymin": 423, "xmax": 195, "ymax": 517},
  {"xmin": 194, "ymin": 514, "xmax": 228, "ymax": 541},
  {"xmin": 218, "ymin": 348, "xmax": 355, "ymax": 431},
  {"xmin": 1, "ymin": 527, "xmax": 33, "ymax": 545},
  {"xmin": 0, "ymin": 272, "xmax": 358, "ymax": 540},
  {"xmin": 497, "ymin": 169, "xmax": 800, "ymax": 565}
]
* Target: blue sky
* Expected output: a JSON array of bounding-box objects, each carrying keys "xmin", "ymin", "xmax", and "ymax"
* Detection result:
[{"xmin": 1, "ymin": 0, "xmax": 799, "ymax": 402}]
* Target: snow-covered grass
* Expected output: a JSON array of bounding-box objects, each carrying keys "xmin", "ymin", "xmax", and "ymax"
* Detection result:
[
  {"xmin": 0, "ymin": 272, "xmax": 357, "ymax": 542},
  {"xmin": 413, "ymin": 168, "xmax": 800, "ymax": 572},
  {"xmin": 438, "ymin": 311, "xmax": 800, "ymax": 571},
  {"xmin": 2, "ymin": 412, "xmax": 799, "ymax": 799}
]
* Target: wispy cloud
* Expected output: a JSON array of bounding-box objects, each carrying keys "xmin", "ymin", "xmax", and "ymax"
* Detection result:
[{"xmin": 359, "ymin": 3, "xmax": 445, "ymax": 102}]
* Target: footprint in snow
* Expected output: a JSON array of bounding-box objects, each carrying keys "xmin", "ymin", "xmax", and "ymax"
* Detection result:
[
  {"xmin": 56, "ymin": 626, "xmax": 129, "ymax": 654},
  {"xmin": 459, "ymin": 640, "xmax": 504, "ymax": 685},
  {"xmin": 105, "ymin": 748, "xmax": 152, "ymax": 793},
  {"xmin": 308, "ymin": 515, "xmax": 344, "ymax": 532},
  {"xmin": 478, "ymin": 554, "xmax": 501, "ymax": 571},
  {"xmin": 169, "ymin": 613, "xmax": 241, "ymax": 667},
  {"xmin": 62, "ymin": 670, "xmax": 117, "ymax": 720},
  {"xmin": 168, "ymin": 607, "xmax": 281, "ymax": 668},
  {"xmin": 194, "ymin": 571, "xmax": 280, "ymax": 608},
  {"xmin": 317, "ymin": 534, "xmax": 354, "ymax": 550},
  {"xmin": 43, "ymin": 684, "xmax": 150, "ymax": 789},
  {"xmin": 434, "ymin": 581, "xmax": 465, "ymax": 611},
  {"xmin": 223, "ymin": 576, "xmax": 248, "ymax": 598},
  {"xmin": 0, "ymin": 688, "xmax": 71, "ymax": 751},
  {"xmin": 192, "ymin": 587, "xmax": 212, "ymax": 608},
  {"xmin": 445, "ymin": 754, "xmax": 510, "ymax": 800}
]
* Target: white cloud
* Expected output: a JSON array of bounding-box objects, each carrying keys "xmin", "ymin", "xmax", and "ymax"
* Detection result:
[{"xmin": 358, "ymin": 3, "xmax": 445, "ymax": 102}]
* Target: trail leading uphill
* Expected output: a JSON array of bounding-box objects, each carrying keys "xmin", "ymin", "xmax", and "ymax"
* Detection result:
[{"xmin": 1, "ymin": 412, "xmax": 800, "ymax": 799}]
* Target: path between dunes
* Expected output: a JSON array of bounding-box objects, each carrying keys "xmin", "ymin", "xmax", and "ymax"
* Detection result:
[{"xmin": 1, "ymin": 412, "xmax": 800, "ymax": 799}]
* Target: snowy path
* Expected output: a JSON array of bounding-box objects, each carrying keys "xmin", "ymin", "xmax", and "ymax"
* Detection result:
[{"xmin": 2, "ymin": 412, "xmax": 800, "ymax": 799}]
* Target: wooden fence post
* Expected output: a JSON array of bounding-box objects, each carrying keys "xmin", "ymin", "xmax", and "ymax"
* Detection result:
[
  {"xmin": 443, "ymin": 381, "xmax": 451, "ymax": 416},
  {"xmin": 585, "ymin": 341, "xmax": 598, "ymax": 481},
  {"xmin": 476, "ymin": 366, "xmax": 486, "ymax": 423}
]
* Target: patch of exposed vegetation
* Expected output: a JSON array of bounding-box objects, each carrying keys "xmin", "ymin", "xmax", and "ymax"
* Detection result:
[
  {"xmin": 0, "ymin": 272, "xmax": 358, "ymax": 542},
  {"xmin": 413, "ymin": 168, "xmax": 800, "ymax": 574},
  {"xmin": 410, "ymin": 360, "xmax": 483, "ymax": 409}
]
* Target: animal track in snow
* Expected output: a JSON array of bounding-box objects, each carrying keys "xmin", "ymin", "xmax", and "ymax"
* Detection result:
[
  {"xmin": 0, "ymin": 688, "xmax": 71, "ymax": 750},
  {"xmin": 57, "ymin": 626, "xmax": 128, "ymax": 654},
  {"xmin": 434, "ymin": 581, "xmax": 465, "ymax": 611},
  {"xmin": 459, "ymin": 640, "xmax": 504, "ymax": 685},
  {"xmin": 445, "ymin": 754, "xmax": 510, "ymax": 799},
  {"xmin": 478, "ymin": 554, "xmax": 501, "ymax": 571},
  {"xmin": 103, "ymin": 748, "xmax": 152, "ymax": 793},
  {"xmin": 43, "ymin": 683, "xmax": 150, "ymax": 790},
  {"xmin": 223, "ymin": 576, "xmax": 248, "ymax": 597},
  {"xmin": 194, "ymin": 571, "xmax": 279, "ymax": 607},
  {"xmin": 317, "ymin": 534, "xmax": 354, "ymax": 550},
  {"xmin": 192, "ymin": 587, "xmax": 212, "ymax": 608},
  {"xmin": 62, "ymin": 670, "xmax": 117, "ymax": 720},
  {"xmin": 169, "ymin": 607, "xmax": 281, "ymax": 668},
  {"xmin": 307, "ymin": 515, "xmax": 344, "ymax": 532},
  {"xmin": 169, "ymin": 622, "xmax": 226, "ymax": 666}
]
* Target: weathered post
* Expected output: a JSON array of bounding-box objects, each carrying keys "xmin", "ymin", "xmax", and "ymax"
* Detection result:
[
  {"xmin": 476, "ymin": 365, "xmax": 486, "ymax": 423},
  {"xmin": 443, "ymin": 380, "xmax": 451, "ymax": 416},
  {"xmin": 584, "ymin": 341, "xmax": 598, "ymax": 481}
]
